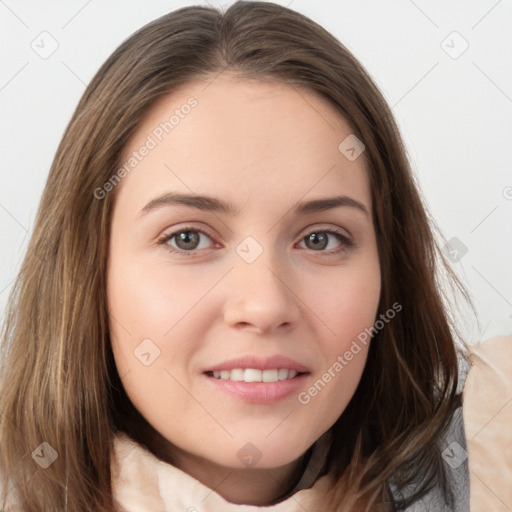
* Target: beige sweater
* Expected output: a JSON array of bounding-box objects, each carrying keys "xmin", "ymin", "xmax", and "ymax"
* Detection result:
[{"xmin": 462, "ymin": 335, "xmax": 512, "ymax": 511}]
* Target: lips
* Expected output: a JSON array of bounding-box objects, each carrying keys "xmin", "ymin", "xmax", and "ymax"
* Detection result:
[{"xmin": 203, "ymin": 354, "xmax": 310, "ymax": 403}]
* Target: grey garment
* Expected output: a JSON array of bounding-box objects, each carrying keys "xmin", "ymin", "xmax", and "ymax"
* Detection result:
[
  {"xmin": 390, "ymin": 404, "xmax": 470, "ymax": 512},
  {"xmin": 393, "ymin": 355, "xmax": 472, "ymax": 511},
  {"xmin": 273, "ymin": 400, "xmax": 470, "ymax": 511}
]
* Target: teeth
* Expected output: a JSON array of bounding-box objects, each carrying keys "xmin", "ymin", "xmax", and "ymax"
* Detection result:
[
  {"xmin": 211, "ymin": 368, "xmax": 299, "ymax": 382},
  {"xmin": 229, "ymin": 368, "xmax": 244, "ymax": 381},
  {"xmin": 244, "ymin": 368, "xmax": 261, "ymax": 382},
  {"xmin": 278, "ymin": 368, "xmax": 289, "ymax": 380},
  {"xmin": 262, "ymin": 369, "xmax": 278, "ymax": 382}
]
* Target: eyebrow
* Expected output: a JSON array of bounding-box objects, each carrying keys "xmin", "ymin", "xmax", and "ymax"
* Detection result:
[{"xmin": 139, "ymin": 192, "xmax": 369, "ymax": 218}]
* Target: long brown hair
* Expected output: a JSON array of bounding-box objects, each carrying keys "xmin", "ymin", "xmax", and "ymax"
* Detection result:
[{"xmin": 0, "ymin": 2, "xmax": 472, "ymax": 510}]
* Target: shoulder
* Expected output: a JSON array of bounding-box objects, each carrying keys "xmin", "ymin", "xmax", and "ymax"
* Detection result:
[
  {"xmin": 463, "ymin": 334, "xmax": 512, "ymax": 512},
  {"xmin": 463, "ymin": 334, "xmax": 512, "ymax": 436}
]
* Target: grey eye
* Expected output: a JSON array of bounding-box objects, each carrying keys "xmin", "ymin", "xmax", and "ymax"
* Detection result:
[
  {"xmin": 300, "ymin": 231, "xmax": 343, "ymax": 251},
  {"xmin": 168, "ymin": 230, "xmax": 212, "ymax": 251}
]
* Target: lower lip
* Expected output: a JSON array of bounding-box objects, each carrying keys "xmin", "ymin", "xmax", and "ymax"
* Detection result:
[{"xmin": 203, "ymin": 373, "xmax": 309, "ymax": 403}]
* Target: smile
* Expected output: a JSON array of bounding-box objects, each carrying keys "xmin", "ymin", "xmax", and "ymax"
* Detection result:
[{"xmin": 207, "ymin": 368, "xmax": 301, "ymax": 382}]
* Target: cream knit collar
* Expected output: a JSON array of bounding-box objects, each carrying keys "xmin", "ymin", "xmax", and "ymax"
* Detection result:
[{"xmin": 111, "ymin": 431, "xmax": 333, "ymax": 512}]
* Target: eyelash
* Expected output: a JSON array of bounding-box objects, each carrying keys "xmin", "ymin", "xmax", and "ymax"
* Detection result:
[{"xmin": 156, "ymin": 226, "xmax": 354, "ymax": 257}]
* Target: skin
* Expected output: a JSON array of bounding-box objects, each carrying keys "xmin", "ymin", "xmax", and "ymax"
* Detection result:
[{"xmin": 107, "ymin": 72, "xmax": 381, "ymax": 506}]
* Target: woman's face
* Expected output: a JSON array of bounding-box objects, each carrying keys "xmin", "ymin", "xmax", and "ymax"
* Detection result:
[{"xmin": 107, "ymin": 73, "xmax": 381, "ymax": 472}]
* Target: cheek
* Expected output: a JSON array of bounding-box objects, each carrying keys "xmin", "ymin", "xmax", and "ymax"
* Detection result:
[
  {"xmin": 107, "ymin": 255, "xmax": 215, "ymax": 341},
  {"xmin": 306, "ymin": 348, "xmax": 368, "ymax": 435},
  {"xmin": 295, "ymin": 254, "xmax": 380, "ymax": 417},
  {"xmin": 106, "ymin": 257, "xmax": 206, "ymax": 422},
  {"xmin": 297, "ymin": 272, "xmax": 377, "ymax": 430},
  {"xmin": 304, "ymin": 257, "xmax": 381, "ymax": 346},
  {"xmin": 106, "ymin": 252, "xmax": 228, "ymax": 395}
]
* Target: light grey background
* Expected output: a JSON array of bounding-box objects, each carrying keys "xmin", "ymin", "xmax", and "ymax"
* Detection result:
[{"xmin": 1, "ymin": 0, "xmax": 511, "ymax": 344}]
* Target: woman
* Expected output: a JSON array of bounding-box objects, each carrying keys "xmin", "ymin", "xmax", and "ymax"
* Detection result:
[{"xmin": 0, "ymin": 2, "xmax": 474, "ymax": 510}]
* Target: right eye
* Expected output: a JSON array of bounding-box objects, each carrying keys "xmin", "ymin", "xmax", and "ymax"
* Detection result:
[{"xmin": 157, "ymin": 227, "xmax": 217, "ymax": 254}]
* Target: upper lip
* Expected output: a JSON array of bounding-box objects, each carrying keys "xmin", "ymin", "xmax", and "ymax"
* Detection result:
[{"xmin": 204, "ymin": 355, "xmax": 310, "ymax": 373}]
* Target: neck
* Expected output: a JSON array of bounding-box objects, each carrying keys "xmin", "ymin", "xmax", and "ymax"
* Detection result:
[{"xmin": 167, "ymin": 445, "xmax": 306, "ymax": 506}]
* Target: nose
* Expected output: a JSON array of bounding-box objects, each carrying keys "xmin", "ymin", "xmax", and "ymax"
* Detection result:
[{"xmin": 222, "ymin": 256, "xmax": 301, "ymax": 335}]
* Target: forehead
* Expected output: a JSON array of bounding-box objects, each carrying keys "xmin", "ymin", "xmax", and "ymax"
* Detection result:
[{"xmin": 115, "ymin": 73, "xmax": 371, "ymax": 216}]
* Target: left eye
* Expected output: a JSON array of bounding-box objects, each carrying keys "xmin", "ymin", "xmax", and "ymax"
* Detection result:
[{"xmin": 298, "ymin": 231, "xmax": 346, "ymax": 251}]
